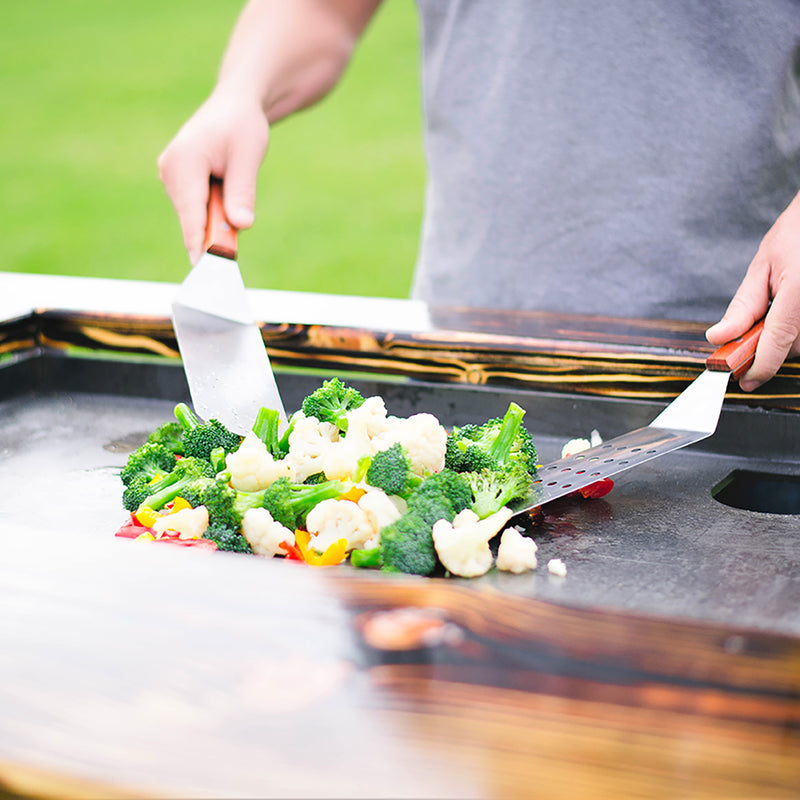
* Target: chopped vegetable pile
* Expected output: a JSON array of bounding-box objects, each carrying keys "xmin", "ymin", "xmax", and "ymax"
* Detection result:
[{"xmin": 116, "ymin": 378, "xmax": 612, "ymax": 578}]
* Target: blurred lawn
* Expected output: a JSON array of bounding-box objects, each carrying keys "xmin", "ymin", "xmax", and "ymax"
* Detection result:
[{"xmin": 1, "ymin": 1, "xmax": 424, "ymax": 298}]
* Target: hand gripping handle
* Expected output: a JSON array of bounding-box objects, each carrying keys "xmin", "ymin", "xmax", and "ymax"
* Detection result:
[
  {"xmin": 201, "ymin": 177, "xmax": 238, "ymax": 261},
  {"xmin": 705, "ymin": 319, "xmax": 765, "ymax": 379}
]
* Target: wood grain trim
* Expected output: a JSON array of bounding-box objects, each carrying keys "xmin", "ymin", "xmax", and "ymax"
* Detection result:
[{"xmin": 8, "ymin": 309, "xmax": 800, "ymax": 411}]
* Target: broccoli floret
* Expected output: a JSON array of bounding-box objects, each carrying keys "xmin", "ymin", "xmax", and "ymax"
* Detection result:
[
  {"xmin": 138, "ymin": 456, "xmax": 216, "ymax": 511},
  {"xmin": 173, "ymin": 481, "xmax": 208, "ymax": 510},
  {"xmin": 445, "ymin": 402, "xmax": 537, "ymax": 476},
  {"xmin": 413, "ymin": 469, "xmax": 472, "ymax": 514},
  {"xmin": 122, "ymin": 475, "xmax": 152, "ymax": 512},
  {"xmin": 474, "ymin": 402, "xmax": 537, "ymax": 475},
  {"xmin": 120, "ymin": 442, "xmax": 176, "ymax": 487},
  {"xmin": 204, "ymin": 523, "xmax": 253, "ymax": 554},
  {"xmin": 261, "ymin": 477, "xmax": 346, "ymax": 531},
  {"xmin": 403, "ymin": 469, "xmax": 471, "ymax": 525},
  {"xmin": 406, "ymin": 492, "xmax": 456, "ymax": 526},
  {"xmin": 366, "ymin": 443, "xmax": 422, "ymax": 498},
  {"xmin": 252, "ymin": 406, "xmax": 282, "ymax": 457},
  {"xmin": 444, "ymin": 427, "xmax": 495, "ymax": 473},
  {"xmin": 301, "ymin": 377, "xmax": 364, "ymax": 432},
  {"xmin": 146, "ymin": 421, "xmax": 185, "ymax": 456},
  {"xmin": 193, "ymin": 475, "xmax": 264, "ymax": 530},
  {"xmin": 174, "ymin": 403, "xmax": 241, "ymax": 462},
  {"xmin": 379, "ymin": 512, "xmax": 437, "ymax": 576},
  {"xmin": 197, "ymin": 476, "xmax": 241, "ymax": 529},
  {"xmin": 465, "ymin": 463, "xmax": 533, "ymax": 519}
]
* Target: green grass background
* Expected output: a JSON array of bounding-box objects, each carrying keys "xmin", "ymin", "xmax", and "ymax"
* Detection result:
[{"xmin": 1, "ymin": 1, "xmax": 424, "ymax": 298}]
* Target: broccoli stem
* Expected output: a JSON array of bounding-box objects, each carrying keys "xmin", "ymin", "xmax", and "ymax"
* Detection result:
[
  {"xmin": 138, "ymin": 458, "xmax": 215, "ymax": 511},
  {"xmin": 174, "ymin": 402, "xmax": 201, "ymax": 432},
  {"xmin": 351, "ymin": 547, "xmax": 382, "ymax": 569},
  {"xmin": 275, "ymin": 412, "xmax": 298, "ymax": 458},
  {"xmin": 487, "ymin": 402, "xmax": 525, "ymax": 464},
  {"xmin": 209, "ymin": 447, "xmax": 227, "ymax": 473},
  {"xmin": 252, "ymin": 406, "xmax": 281, "ymax": 456},
  {"xmin": 141, "ymin": 475, "xmax": 198, "ymax": 511}
]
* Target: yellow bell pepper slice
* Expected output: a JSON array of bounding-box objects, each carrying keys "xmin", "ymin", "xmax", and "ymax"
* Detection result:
[
  {"xmin": 295, "ymin": 529, "xmax": 347, "ymax": 567},
  {"xmin": 134, "ymin": 506, "xmax": 160, "ymax": 529},
  {"xmin": 338, "ymin": 486, "xmax": 366, "ymax": 504},
  {"xmin": 171, "ymin": 496, "xmax": 193, "ymax": 513}
]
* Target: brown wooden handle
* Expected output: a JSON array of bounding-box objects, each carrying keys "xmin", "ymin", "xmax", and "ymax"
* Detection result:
[
  {"xmin": 201, "ymin": 178, "xmax": 238, "ymax": 260},
  {"xmin": 706, "ymin": 319, "xmax": 765, "ymax": 378}
]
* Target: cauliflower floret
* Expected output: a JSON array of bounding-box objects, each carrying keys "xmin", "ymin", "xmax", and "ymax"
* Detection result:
[
  {"xmin": 320, "ymin": 439, "xmax": 363, "ymax": 481},
  {"xmin": 561, "ymin": 429, "xmax": 603, "ymax": 458},
  {"xmin": 342, "ymin": 396, "xmax": 392, "ymax": 456},
  {"xmin": 357, "ymin": 487, "xmax": 405, "ymax": 548},
  {"xmin": 548, "ymin": 558, "xmax": 568, "ymax": 577},
  {"xmin": 373, "ymin": 412, "xmax": 447, "ymax": 476},
  {"xmin": 346, "ymin": 396, "xmax": 393, "ymax": 442},
  {"xmin": 318, "ymin": 397, "xmax": 397, "ymax": 481},
  {"xmin": 241, "ymin": 507, "xmax": 294, "ymax": 557},
  {"xmin": 226, "ymin": 431, "xmax": 294, "ymax": 491},
  {"xmin": 496, "ymin": 527, "xmax": 538, "ymax": 573},
  {"xmin": 152, "ymin": 505, "xmax": 209, "ymax": 540},
  {"xmin": 285, "ymin": 413, "xmax": 340, "ymax": 482},
  {"xmin": 358, "ymin": 487, "xmax": 404, "ymax": 530},
  {"xmin": 432, "ymin": 506, "xmax": 514, "ymax": 578},
  {"xmin": 305, "ymin": 498, "xmax": 375, "ymax": 552}
]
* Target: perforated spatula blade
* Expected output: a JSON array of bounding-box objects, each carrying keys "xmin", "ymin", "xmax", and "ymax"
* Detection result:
[
  {"xmin": 511, "ymin": 319, "xmax": 765, "ymax": 514},
  {"xmin": 171, "ymin": 179, "xmax": 286, "ymax": 434}
]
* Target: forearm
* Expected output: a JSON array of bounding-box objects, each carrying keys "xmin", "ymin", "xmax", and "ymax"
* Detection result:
[{"xmin": 215, "ymin": 0, "xmax": 382, "ymax": 123}]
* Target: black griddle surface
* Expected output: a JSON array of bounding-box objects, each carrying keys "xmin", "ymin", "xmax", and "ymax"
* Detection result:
[{"xmin": 2, "ymin": 355, "xmax": 798, "ymax": 636}]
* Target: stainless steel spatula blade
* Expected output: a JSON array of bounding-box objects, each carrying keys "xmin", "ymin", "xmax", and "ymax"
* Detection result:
[
  {"xmin": 171, "ymin": 179, "xmax": 286, "ymax": 434},
  {"xmin": 511, "ymin": 319, "xmax": 764, "ymax": 515}
]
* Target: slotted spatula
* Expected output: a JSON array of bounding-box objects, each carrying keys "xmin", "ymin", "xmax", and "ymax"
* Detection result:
[
  {"xmin": 171, "ymin": 178, "xmax": 287, "ymax": 434},
  {"xmin": 511, "ymin": 319, "xmax": 765, "ymax": 514}
]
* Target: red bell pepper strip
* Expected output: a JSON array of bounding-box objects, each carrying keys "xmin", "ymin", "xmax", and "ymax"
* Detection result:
[
  {"xmin": 114, "ymin": 515, "xmax": 154, "ymax": 539},
  {"xmin": 279, "ymin": 540, "xmax": 304, "ymax": 561},
  {"xmin": 578, "ymin": 478, "xmax": 615, "ymax": 499}
]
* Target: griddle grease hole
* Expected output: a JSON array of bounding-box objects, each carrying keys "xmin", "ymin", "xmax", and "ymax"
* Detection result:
[{"xmin": 711, "ymin": 470, "xmax": 800, "ymax": 515}]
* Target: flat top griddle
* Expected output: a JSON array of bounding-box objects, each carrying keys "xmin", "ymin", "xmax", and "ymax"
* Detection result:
[{"xmin": 2, "ymin": 275, "xmax": 799, "ymax": 799}]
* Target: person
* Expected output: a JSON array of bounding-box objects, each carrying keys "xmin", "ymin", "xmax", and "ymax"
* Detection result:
[{"xmin": 159, "ymin": 0, "xmax": 800, "ymax": 391}]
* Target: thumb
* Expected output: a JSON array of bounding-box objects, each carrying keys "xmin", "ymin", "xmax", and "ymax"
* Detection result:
[
  {"xmin": 222, "ymin": 128, "xmax": 269, "ymax": 230},
  {"xmin": 706, "ymin": 262, "xmax": 769, "ymax": 345}
]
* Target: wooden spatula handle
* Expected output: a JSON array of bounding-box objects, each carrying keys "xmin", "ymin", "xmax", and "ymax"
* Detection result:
[
  {"xmin": 202, "ymin": 177, "xmax": 238, "ymax": 260},
  {"xmin": 706, "ymin": 318, "xmax": 765, "ymax": 378}
]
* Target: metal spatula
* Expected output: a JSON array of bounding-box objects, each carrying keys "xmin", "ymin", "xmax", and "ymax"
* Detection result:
[
  {"xmin": 171, "ymin": 178, "xmax": 287, "ymax": 434},
  {"xmin": 511, "ymin": 319, "xmax": 765, "ymax": 514}
]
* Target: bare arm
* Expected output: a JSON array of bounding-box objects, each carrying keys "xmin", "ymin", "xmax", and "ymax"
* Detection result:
[{"xmin": 158, "ymin": 0, "xmax": 382, "ymax": 262}]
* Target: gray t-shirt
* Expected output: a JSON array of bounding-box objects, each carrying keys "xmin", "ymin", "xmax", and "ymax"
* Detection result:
[{"xmin": 411, "ymin": 0, "xmax": 800, "ymax": 321}]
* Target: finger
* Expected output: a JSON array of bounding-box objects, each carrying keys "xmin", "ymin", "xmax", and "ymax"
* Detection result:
[
  {"xmin": 705, "ymin": 259, "xmax": 770, "ymax": 345},
  {"xmin": 738, "ymin": 289, "xmax": 800, "ymax": 391},
  {"xmin": 158, "ymin": 146, "xmax": 211, "ymax": 264},
  {"xmin": 222, "ymin": 128, "xmax": 269, "ymax": 230}
]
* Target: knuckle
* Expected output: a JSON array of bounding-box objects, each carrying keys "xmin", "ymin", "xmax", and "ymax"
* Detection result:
[{"xmin": 766, "ymin": 318, "xmax": 800, "ymax": 350}]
